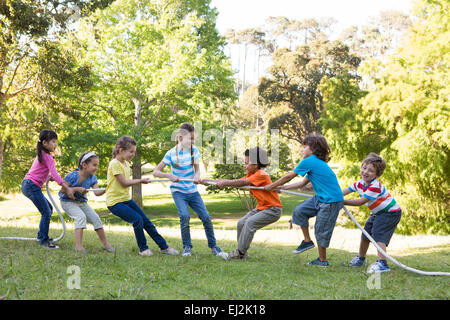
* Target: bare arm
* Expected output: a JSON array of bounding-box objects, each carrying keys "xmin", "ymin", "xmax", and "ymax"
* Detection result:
[
  {"xmin": 114, "ymin": 174, "xmax": 150, "ymax": 188},
  {"xmin": 200, "ymin": 178, "xmax": 252, "ymax": 188},
  {"xmin": 193, "ymin": 163, "xmax": 201, "ymax": 184},
  {"xmin": 152, "ymin": 161, "xmax": 179, "ymax": 182},
  {"xmin": 264, "ymin": 171, "xmax": 298, "ymax": 191},
  {"xmin": 92, "ymin": 184, "xmax": 105, "ymax": 196},
  {"xmin": 71, "ymin": 186, "xmax": 87, "ymax": 194},
  {"xmin": 342, "ymin": 188, "xmax": 352, "ymax": 197},
  {"xmin": 344, "ymin": 197, "xmax": 369, "ymax": 206},
  {"xmin": 280, "ymin": 177, "xmax": 310, "ymax": 191},
  {"xmin": 59, "ymin": 181, "xmax": 76, "ymax": 200},
  {"xmin": 341, "ymin": 187, "xmax": 369, "ymax": 206}
]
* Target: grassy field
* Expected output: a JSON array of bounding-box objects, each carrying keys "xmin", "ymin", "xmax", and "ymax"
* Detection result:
[
  {"xmin": 0, "ymin": 225, "xmax": 449, "ymax": 300},
  {"xmin": 0, "ymin": 192, "xmax": 449, "ymax": 300}
]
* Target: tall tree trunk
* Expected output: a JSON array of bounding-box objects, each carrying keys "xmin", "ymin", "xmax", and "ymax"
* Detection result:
[
  {"xmin": 132, "ymin": 148, "xmax": 143, "ymax": 208},
  {"xmin": 0, "ymin": 134, "xmax": 3, "ymax": 191},
  {"xmin": 242, "ymin": 43, "xmax": 248, "ymax": 95},
  {"xmin": 132, "ymin": 97, "xmax": 143, "ymax": 208}
]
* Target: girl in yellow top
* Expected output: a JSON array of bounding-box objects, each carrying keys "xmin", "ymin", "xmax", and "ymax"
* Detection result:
[{"xmin": 106, "ymin": 136, "xmax": 178, "ymax": 256}]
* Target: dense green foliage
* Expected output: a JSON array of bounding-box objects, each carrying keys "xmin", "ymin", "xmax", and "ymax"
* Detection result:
[
  {"xmin": 1, "ymin": 0, "xmax": 448, "ymax": 234},
  {"xmin": 321, "ymin": 0, "xmax": 449, "ymax": 234}
]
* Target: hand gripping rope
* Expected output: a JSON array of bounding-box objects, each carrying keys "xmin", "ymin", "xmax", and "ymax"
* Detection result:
[
  {"xmin": 201, "ymin": 179, "xmax": 450, "ymax": 276},
  {"xmin": 0, "ymin": 179, "xmax": 183, "ymax": 242},
  {"xmin": 2, "ymin": 178, "xmax": 449, "ymax": 276}
]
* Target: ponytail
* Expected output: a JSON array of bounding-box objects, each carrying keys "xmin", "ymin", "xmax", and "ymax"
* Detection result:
[
  {"xmin": 112, "ymin": 136, "xmax": 137, "ymax": 158},
  {"xmin": 37, "ymin": 130, "xmax": 58, "ymax": 163},
  {"xmin": 174, "ymin": 123, "xmax": 195, "ymax": 171}
]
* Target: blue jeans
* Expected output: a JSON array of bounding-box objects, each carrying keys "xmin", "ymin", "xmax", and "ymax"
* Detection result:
[
  {"xmin": 21, "ymin": 179, "xmax": 53, "ymax": 244},
  {"xmin": 108, "ymin": 200, "xmax": 168, "ymax": 252},
  {"xmin": 292, "ymin": 195, "xmax": 343, "ymax": 248},
  {"xmin": 172, "ymin": 191, "xmax": 216, "ymax": 249}
]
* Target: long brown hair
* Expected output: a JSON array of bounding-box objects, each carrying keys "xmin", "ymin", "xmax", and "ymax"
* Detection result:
[
  {"xmin": 175, "ymin": 123, "xmax": 195, "ymax": 171},
  {"xmin": 112, "ymin": 136, "xmax": 136, "ymax": 158}
]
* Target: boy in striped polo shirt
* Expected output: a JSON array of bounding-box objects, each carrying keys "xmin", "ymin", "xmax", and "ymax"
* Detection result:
[
  {"xmin": 153, "ymin": 123, "xmax": 226, "ymax": 259},
  {"xmin": 343, "ymin": 153, "xmax": 402, "ymax": 273}
]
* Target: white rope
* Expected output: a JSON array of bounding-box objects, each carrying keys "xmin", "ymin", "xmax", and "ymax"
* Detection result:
[
  {"xmin": 204, "ymin": 181, "xmax": 450, "ymax": 276},
  {"xmin": 3, "ymin": 178, "xmax": 448, "ymax": 276},
  {"xmin": 0, "ymin": 181, "xmax": 66, "ymax": 242},
  {"xmin": 86, "ymin": 178, "xmax": 184, "ymax": 192}
]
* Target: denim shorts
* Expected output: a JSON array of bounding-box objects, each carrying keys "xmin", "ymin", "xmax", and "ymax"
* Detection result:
[
  {"xmin": 362, "ymin": 210, "xmax": 402, "ymax": 246},
  {"xmin": 292, "ymin": 196, "xmax": 343, "ymax": 248}
]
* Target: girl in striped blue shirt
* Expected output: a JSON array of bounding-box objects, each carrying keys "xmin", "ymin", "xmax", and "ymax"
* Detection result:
[{"xmin": 153, "ymin": 123, "xmax": 226, "ymax": 258}]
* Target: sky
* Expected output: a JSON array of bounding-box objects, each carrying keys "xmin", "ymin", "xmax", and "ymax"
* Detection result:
[
  {"xmin": 210, "ymin": 0, "xmax": 415, "ymax": 84},
  {"xmin": 210, "ymin": 0, "xmax": 414, "ymax": 35}
]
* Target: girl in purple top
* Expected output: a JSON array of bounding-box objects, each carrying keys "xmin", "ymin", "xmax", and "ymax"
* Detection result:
[{"xmin": 22, "ymin": 130, "xmax": 75, "ymax": 249}]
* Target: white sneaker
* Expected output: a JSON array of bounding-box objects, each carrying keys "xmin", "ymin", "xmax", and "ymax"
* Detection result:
[
  {"xmin": 160, "ymin": 247, "xmax": 179, "ymax": 255},
  {"xmin": 139, "ymin": 249, "xmax": 153, "ymax": 256},
  {"xmin": 182, "ymin": 247, "xmax": 192, "ymax": 256},
  {"xmin": 217, "ymin": 251, "xmax": 229, "ymax": 260}
]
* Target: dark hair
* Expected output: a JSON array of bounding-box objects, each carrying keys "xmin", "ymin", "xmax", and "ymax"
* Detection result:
[
  {"xmin": 112, "ymin": 136, "xmax": 137, "ymax": 158},
  {"xmin": 37, "ymin": 130, "xmax": 58, "ymax": 163},
  {"xmin": 244, "ymin": 147, "xmax": 269, "ymax": 169},
  {"xmin": 175, "ymin": 123, "xmax": 196, "ymax": 171},
  {"xmin": 77, "ymin": 152, "xmax": 98, "ymax": 170},
  {"xmin": 302, "ymin": 134, "xmax": 331, "ymax": 162},
  {"xmin": 362, "ymin": 152, "xmax": 386, "ymax": 177}
]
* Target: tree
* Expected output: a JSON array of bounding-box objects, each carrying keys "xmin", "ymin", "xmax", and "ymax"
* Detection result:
[
  {"xmin": 323, "ymin": 0, "xmax": 449, "ymax": 234},
  {"xmin": 257, "ymin": 41, "xmax": 361, "ymax": 144},
  {"xmin": 67, "ymin": 0, "xmax": 235, "ymax": 207},
  {"xmin": 0, "ymin": 0, "xmax": 113, "ymax": 191},
  {"xmin": 339, "ymin": 11, "xmax": 411, "ymax": 60}
]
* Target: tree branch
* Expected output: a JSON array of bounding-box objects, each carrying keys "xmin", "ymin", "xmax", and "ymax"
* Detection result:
[{"xmin": 4, "ymin": 51, "xmax": 29, "ymax": 95}]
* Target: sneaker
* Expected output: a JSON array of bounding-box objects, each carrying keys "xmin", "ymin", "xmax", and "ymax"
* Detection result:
[
  {"xmin": 160, "ymin": 247, "xmax": 179, "ymax": 255},
  {"xmin": 228, "ymin": 249, "xmax": 247, "ymax": 260},
  {"xmin": 349, "ymin": 255, "xmax": 366, "ymax": 267},
  {"xmin": 292, "ymin": 240, "xmax": 315, "ymax": 254},
  {"xmin": 138, "ymin": 249, "xmax": 153, "ymax": 256},
  {"xmin": 307, "ymin": 257, "xmax": 329, "ymax": 267},
  {"xmin": 40, "ymin": 241, "xmax": 59, "ymax": 249},
  {"xmin": 217, "ymin": 251, "xmax": 229, "ymax": 260},
  {"xmin": 182, "ymin": 247, "xmax": 192, "ymax": 257},
  {"xmin": 211, "ymin": 245, "xmax": 223, "ymax": 256},
  {"xmin": 367, "ymin": 260, "xmax": 390, "ymax": 273}
]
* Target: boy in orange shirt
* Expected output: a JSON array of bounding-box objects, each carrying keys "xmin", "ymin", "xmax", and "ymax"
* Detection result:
[{"xmin": 201, "ymin": 147, "xmax": 283, "ymax": 259}]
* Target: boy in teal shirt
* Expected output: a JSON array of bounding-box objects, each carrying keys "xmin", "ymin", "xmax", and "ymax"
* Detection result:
[{"xmin": 265, "ymin": 134, "xmax": 343, "ymax": 267}]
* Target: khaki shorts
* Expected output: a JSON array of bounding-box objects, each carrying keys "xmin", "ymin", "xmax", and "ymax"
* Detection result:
[{"xmin": 60, "ymin": 201, "xmax": 103, "ymax": 230}]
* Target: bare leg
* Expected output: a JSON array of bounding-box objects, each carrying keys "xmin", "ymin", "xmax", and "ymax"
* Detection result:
[
  {"xmin": 75, "ymin": 228, "xmax": 86, "ymax": 251},
  {"xmin": 376, "ymin": 242, "xmax": 387, "ymax": 260},
  {"xmin": 359, "ymin": 238, "xmax": 370, "ymax": 258},
  {"xmin": 318, "ymin": 246, "xmax": 327, "ymax": 261},
  {"xmin": 300, "ymin": 226, "xmax": 312, "ymax": 242},
  {"xmin": 95, "ymin": 228, "xmax": 112, "ymax": 249}
]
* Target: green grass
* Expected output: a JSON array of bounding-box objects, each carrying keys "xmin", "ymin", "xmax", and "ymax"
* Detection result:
[
  {"xmin": 1, "ymin": 192, "xmax": 449, "ymax": 300},
  {"xmin": 0, "ymin": 225, "xmax": 449, "ymax": 300}
]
